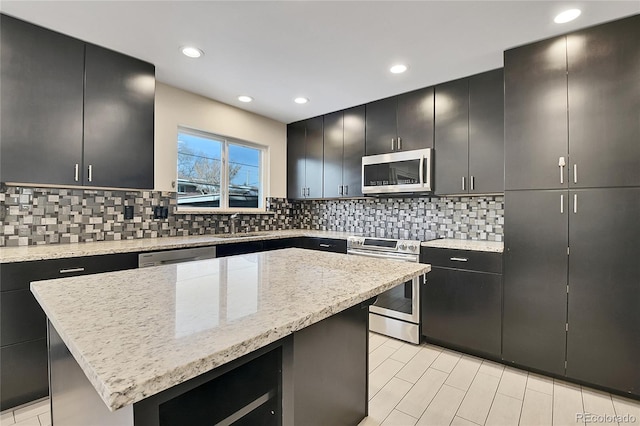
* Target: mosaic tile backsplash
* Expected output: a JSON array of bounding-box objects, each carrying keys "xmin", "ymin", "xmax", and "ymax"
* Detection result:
[{"xmin": 0, "ymin": 185, "xmax": 503, "ymax": 247}]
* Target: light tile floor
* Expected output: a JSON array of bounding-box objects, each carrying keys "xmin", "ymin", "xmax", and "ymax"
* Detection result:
[
  {"xmin": 359, "ymin": 333, "xmax": 640, "ymax": 426},
  {"xmin": 1, "ymin": 333, "xmax": 638, "ymax": 426}
]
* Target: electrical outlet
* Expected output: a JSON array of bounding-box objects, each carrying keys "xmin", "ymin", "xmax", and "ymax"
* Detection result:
[{"xmin": 124, "ymin": 206, "xmax": 134, "ymax": 220}]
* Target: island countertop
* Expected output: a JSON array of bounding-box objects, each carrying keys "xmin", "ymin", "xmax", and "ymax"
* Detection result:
[{"xmin": 31, "ymin": 248, "xmax": 430, "ymax": 412}]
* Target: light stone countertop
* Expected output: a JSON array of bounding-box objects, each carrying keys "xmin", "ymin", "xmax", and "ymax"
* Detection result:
[
  {"xmin": 31, "ymin": 248, "xmax": 430, "ymax": 411},
  {"xmin": 0, "ymin": 230, "xmax": 356, "ymax": 263},
  {"xmin": 421, "ymin": 238, "xmax": 504, "ymax": 253}
]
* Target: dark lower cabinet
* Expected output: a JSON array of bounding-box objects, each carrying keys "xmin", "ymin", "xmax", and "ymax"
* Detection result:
[
  {"xmin": 302, "ymin": 237, "xmax": 347, "ymax": 254},
  {"xmin": 0, "ymin": 339, "xmax": 48, "ymax": 410},
  {"xmin": 0, "ymin": 253, "xmax": 139, "ymax": 410},
  {"xmin": 421, "ymin": 248, "xmax": 502, "ymax": 358},
  {"xmin": 566, "ymin": 188, "xmax": 640, "ymax": 395},
  {"xmin": 215, "ymin": 241, "xmax": 265, "ymax": 257},
  {"xmin": 503, "ymin": 190, "xmax": 568, "ymax": 376}
]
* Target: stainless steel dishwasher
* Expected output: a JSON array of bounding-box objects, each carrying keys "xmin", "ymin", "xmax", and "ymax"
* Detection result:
[{"xmin": 138, "ymin": 246, "xmax": 217, "ymax": 268}]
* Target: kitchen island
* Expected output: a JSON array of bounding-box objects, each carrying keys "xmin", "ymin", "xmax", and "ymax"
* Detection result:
[{"xmin": 31, "ymin": 247, "xmax": 430, "ymax": 425}]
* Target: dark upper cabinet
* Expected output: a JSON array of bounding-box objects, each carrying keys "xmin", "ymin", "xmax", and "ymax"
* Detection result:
[
  {"xmin": 323, "ymin": 111, "xmax": 344, "ymax": 198},
  {"xmin": 287, "ymin": 121, "xmax": 306, "ymax": 199},
  {"xmin": 505, "ymin": 14, "xmax": 640, "ymax": 191},
  {"xmin": 83, "ymin": 44, "xmax": 155, "ymax": 189},
  {"xmin": 365, "ymin": 87, "xmax": 434, "ymax": 155},
  {"xmin": 434, "ymin": 78, "xmax": 469, "ymax": 195},
  {"xmin": 0, "ymin": 14, "xmax": 84, "ymax": 186},
  {"xmin": 567, "ymin": 16, "xmax": 640, "ymax": 188},
  {"xmin": 0, "ymin": 14, "xmax": 155, "ymax": 190},
  {"xmin": 566, "ymin": 188, "xmax": 640, "ymax": 395},
  {"xmin": 468, "ymin": 69, "xmax": 504, "ymax": 194},
  {"xmin": 286, "ymin": 117, "xmax": 323, "ymax": 199},
  {"xmin": 364, "ymin": 97, "xmax": 398, "ymax": 156},
  {"xmin": 323, "ymin": 106, "xmax": 365, "ymax": 198},
  {"xmin": 435, "ymin": 69, "xmax": 504, "ymax": 195},
  {"xmin": 504, "ymin": 37, "xmax": 568, "ymax": 191},
  {"xmin": 503, "ymin": 190, "xmax": 568, "ymax": 376}
]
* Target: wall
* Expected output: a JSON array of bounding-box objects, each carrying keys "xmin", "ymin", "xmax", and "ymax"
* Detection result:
[
  {"xmin": 155, "ymin": 83, "xmax": 287, "ymax": 196},
  {"xmin": 0, "ymin": 184, "xmax": 502, "ymax": 246},
  {"xmin": 298, "ymin": 195, "xmax": 504, "ymax": 242}
]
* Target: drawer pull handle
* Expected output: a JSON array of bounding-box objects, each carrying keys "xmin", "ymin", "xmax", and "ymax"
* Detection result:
[
  {"xmin": 450, "ymin": 257, "xmax": 468, "ymax": 262},
  {"xmin": 319, "ymin": 244, "xmax": 331, "ymax": 248},
  {"xmin": 59, "ymin": 267, "xmax": 85, "ymax": 274}
]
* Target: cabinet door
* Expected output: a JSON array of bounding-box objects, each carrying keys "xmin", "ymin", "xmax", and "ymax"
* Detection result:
[
  {"xmin": 84, "ymin": 44, "xmax": 155, "ymax": 189},
  {"xmin": 435, "ymin": 78, "xmax": 469, "ymax": 195},
  {"xmin": 323, "ymin": 111, "xmax": 344, "ymax": 198},
  {"xmin": 422, "ymin": 267, "xmax": 502, "ymax": 357},
  {"xmin": 304, "ymin": 116, "xmax": 324, "ymax": 198},
  {"xmin": 287, "ymin": 121, "xmax": 306, "ymax": 199},
  {"xmin": 396, "ymin": 86, "xmax": 434, "ymax": 151},
  {"xmin": 504, "ymin": 37, "xmax": 568, "ymax": 190},
  {"xmin": 503, "ymin": 190, "xmax": 568, "ymax": 375},
  {"xmin": 0, "ymin": 14, "xmax": 84, "ymax": 186},
  {"xmin": 365, "ymin": 97, "xmax": 397, "ymax": 155},
  {"xmin": 342, "ymin": 106, "xmax": 365, "ymax": 197},
  {"xmin": 566, "ymin": 188, "xmax": 640, "ymax": 395},
  {"xmin": 0, "ymin": 339, "xmax": 48, "ymax": 410},
  {"xmin": 469, "ymin": 69, "xmax": 504, "ymax": 194},
  {"xmin": 567, "ymin": 15, "xmax": 640, "ymax": 188}
]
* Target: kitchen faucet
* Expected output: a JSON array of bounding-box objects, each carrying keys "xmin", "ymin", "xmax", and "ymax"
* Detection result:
[{"xmin": 230, "ymin": 213, "xmax": 239, "ymax": 234}]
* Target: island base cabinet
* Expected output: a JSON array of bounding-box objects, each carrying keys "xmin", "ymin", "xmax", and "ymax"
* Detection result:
[
  {"xmin": 49, "ymin": 322, "xmax": 134, "ymax": 426},
  {"xmin": 284, "ymin": 302, "xmax": 369, "ymax": 426}
]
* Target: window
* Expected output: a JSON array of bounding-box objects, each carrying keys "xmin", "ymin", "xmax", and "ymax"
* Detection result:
[{"xmin": 177, "ymin": 128, "xmax": 266, "ymax": 210}]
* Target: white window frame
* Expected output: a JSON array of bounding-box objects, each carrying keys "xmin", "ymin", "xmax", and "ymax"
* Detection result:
[{"xmin": 176, "ymin": 126, "xmax": 269, "ymax": 213}]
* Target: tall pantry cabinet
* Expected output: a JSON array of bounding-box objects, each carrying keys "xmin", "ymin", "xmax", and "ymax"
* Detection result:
[{"xmin": 503, "ymin": 14, "xmax": 639, "ymax": 396}]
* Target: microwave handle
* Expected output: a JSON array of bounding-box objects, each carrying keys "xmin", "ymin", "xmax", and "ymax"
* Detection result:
[{"xmin": 419, "ymin": 155, "xmax": 425, "ymax": 185}]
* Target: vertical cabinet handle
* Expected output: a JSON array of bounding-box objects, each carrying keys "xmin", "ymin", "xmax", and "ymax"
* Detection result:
[
  {"xmin": 339, "ymin": 185, "xmax": 343, "ymax": 196},
  {"xmin": 87, "ymin": 165, "xmax": 93, "ymax": 182},
  {"xmin": 391, "ymin": 138, "xmax": 395, "ymax": 151},
  {"xmin": 470, "ymin": 176, "xmax": 475, "ymax": 191},
  {"xmin": 397, "ymin": 137, "xmax": 402, "ymax": 150},
  {"xmin": 561, "ymin": 194, "xmax": 564, "ymax": 213},
  {"xmin": 573, "ymin": 194, "xmax": 577, "ymax": 213},
  {"xmin": 573, "ymin": 164, "xmax": 578, "ymax": 184},
  {"xmin": 301, "ymin": 188, "xmax": 305, "ymax": 198},
  {"xmin": 558, "ymin": 157, "xmax": 566, "ymax": 184},
  {"xmin": 74, "ymin": 164, "xmax": 79, "ymax": 182},
  {"xmin": 461, "ymin": 176, "xmax": 466, "ymax": 191},
  {"xmin": 344, "ymin": 185, "xmax": 348, "ymax": 195}
]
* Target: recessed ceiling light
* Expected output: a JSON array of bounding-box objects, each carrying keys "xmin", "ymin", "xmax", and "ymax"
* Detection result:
[
  {"xmin": 294, "ymin": 97, "xmax": 309, "ymax": 104},
  {"xmin": 238, "ymin": 95, "xmax": 253, "ymax": 103},
  {"xmin": 181, "ymin": 46, "xmax": 204, "ymax": 58},
  {"xmin": 390, "ymin": 64, "xmax": 408, "ymax": 74},
  {"xmin": 554, "ymin": 9, "xmax": 581, "ymax": 24}
]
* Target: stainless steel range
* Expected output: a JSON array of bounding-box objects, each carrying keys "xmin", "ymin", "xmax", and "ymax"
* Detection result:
[{"xmin": 347, "ymin": 236, "xmax": 424, "ymax": 344}]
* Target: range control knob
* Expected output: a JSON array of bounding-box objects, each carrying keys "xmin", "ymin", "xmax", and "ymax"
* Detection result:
[
  {"xmin": 399, "ymin": 243, "xmax": 407, "ymax": 250},
  {"xmin": 408, "ymin": 244, "xmax": 418, "ymax": 251}
]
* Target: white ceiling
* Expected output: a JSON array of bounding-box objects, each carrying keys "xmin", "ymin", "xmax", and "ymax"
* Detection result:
[{"xmin": 1, "ymin": 1, "xmax": 638, "ymax": 124}]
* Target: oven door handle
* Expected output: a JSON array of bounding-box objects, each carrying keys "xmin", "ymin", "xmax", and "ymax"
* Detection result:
[{"xmin": 347, "ymin": 249, "xmax": 419, "ymax": 262}]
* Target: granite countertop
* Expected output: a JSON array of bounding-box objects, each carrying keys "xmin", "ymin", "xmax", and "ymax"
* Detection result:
[
  {"xmin": 421, "ymin": 238, "xmax": 504, "ymax": 253},
  {"xmin": 31, "ymin": 248, "xmax": 430, "ymax": 411},
  {"xmin": 0, "ymin": 230, "xmax": 356, "ymax": 263}
]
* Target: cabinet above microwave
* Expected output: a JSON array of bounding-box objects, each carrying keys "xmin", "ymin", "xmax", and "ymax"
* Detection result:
[{"xmin": 361, "ymin": 148, "xmax": 432, "ymax": 195}]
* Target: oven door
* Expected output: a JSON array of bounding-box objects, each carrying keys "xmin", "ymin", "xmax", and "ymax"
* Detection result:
[{"xmin": 347, "ymin": 249, "xmax": 422, "ymax": 323}]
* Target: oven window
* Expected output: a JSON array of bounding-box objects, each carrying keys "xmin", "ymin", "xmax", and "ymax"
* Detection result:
[
  {"xmin": 363, "ymin": 159, "xmax": 421, "ymax": 186},
  {"xmin": 373, "ymin": 280, "xmax": 413, "ymax": 315}
]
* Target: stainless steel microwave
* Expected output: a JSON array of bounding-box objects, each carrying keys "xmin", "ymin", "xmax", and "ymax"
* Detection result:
[{"xmin": 361, "ymin": 148, "xmax": 432, "ymax": 194}]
